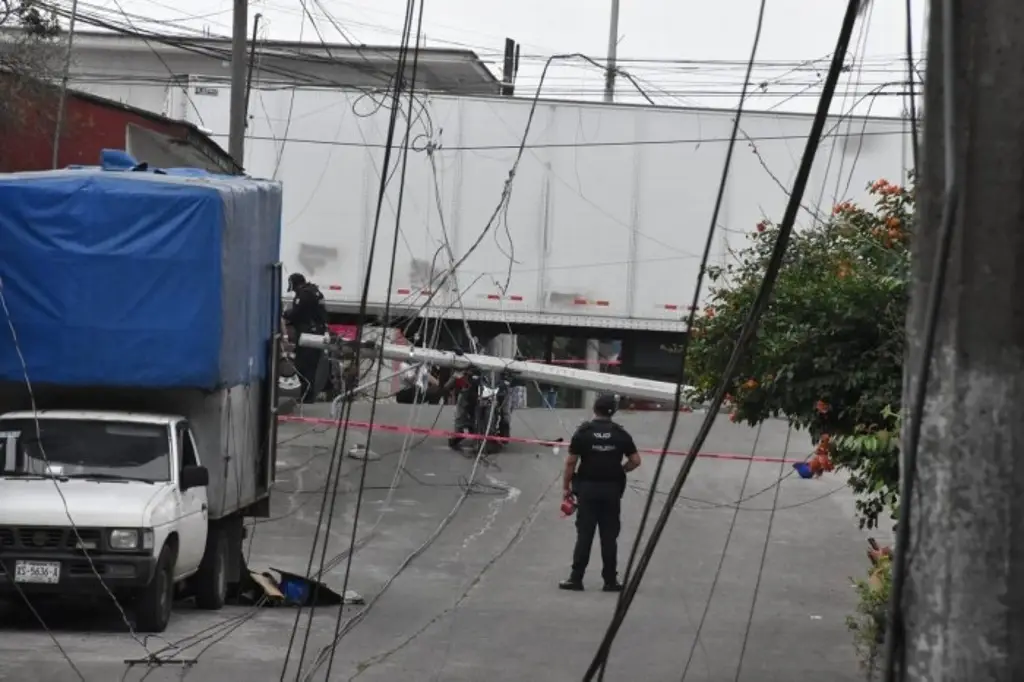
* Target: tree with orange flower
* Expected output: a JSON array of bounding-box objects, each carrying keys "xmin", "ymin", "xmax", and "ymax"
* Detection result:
[{"xmin": 687, "ymin": 177, "xmax": 913, "ymax": 529}]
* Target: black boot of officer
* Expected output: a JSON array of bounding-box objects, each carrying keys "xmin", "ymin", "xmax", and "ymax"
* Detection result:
[{"xmin": 559, "ymin": 393, "xmax": 641, "ymax": 592}]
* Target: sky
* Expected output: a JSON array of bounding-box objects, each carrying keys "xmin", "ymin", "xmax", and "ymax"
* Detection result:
[{"xmin": 73, "ymin": 0, "xmax": 930, "ymax": 117}]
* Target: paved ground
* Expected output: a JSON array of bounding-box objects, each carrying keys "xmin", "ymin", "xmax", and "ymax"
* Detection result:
[{"xmin": 0, "ymin": 403, "xmax": 877, "ymax": 682}]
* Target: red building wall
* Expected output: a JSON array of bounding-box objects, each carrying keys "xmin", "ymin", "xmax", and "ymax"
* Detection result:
[{"xmin": 0, "ymin": 86, "xmax": 183, "ymax": 173}]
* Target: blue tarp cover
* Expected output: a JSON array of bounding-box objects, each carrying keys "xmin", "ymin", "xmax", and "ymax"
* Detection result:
[{"xmin": 0, "ymin": 164, "xmax": 282, "ymax": 389}]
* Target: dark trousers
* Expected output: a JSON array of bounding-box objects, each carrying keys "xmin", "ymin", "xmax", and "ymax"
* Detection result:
[
  {"xmin": 293, "ymin": 346, "xmax": 322, "ymax": 404},
  {"xmin": 570, "ymin": 480, "xmax": 622, "ymax": 583}
]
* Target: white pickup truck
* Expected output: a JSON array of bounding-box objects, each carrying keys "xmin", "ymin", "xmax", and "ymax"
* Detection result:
[{"xmin": 0, "ymin": 403, "xmax": 273, "ymax": 632}]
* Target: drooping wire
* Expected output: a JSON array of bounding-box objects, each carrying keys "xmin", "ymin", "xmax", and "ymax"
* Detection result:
[
  {"xmin": 732, "ymin": 426, "xmax": 792, "ymax": 681},
  {"xmin": 678, "ymin": 424, "xmax": 764, "ymax": 680},
  {"xmin": 0, "ymin": 282, "xmax": 161, "ymax": 657},
  {"xmin": 582, "ymin": 2, "xmax": 866, "ymax": 677},
  {"xmin": 903, "ymin": 0, "xmax": 920, "ymax": 174},
  {"xmin": 276, "ymin": 0, "xmax": 420, "ymax": 678},
  {"xmin": 319, "ymin": 2, "xmax": 427, "ymax": 680},
  {"xmin": 881, "ymin": 0, "xmax": 960, "ymax": 677},
  {"xmin": 0, "ymin": 565, "xmax": 86, "ymax": 680},
  {"xmin": 596, "ymin": 1, "xmax": 769, "ymax": 676}
]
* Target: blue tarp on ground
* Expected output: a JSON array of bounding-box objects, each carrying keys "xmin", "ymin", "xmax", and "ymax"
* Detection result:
[{"xmin": 0, "ymin": 162, "xmax": 282, "ymax": 389}]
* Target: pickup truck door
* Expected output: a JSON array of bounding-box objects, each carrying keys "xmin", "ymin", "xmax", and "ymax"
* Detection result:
[{"xmin": 174, "ymin": 422, "xmax": 208, "ymax": 576}]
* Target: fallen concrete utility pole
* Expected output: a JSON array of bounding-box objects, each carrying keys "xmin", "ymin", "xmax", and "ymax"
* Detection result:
[{"xmin": 298, "ymin": 333, "xmax": 698, "ymax": 405}]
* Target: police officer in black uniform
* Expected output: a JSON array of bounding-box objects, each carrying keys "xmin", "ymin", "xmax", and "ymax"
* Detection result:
[
  {"xmin": 559, "ymin": 393, "xmax": 641, "ymax": 592},
  {"xmin": 283, "ymin": 273, "xmax": 328, "ymax": 404}
]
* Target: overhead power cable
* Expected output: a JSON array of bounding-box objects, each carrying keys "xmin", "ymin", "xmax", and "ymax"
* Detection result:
[
  {"xmin": 596, "ymin": 0, "xmax": 769, "ymax": 677},
  {"xmin": 277, "ymin": 0, "xmax": 424, "ymax": 679},
  {"xmin": 318, "ymin": 1, "xmax": 427, "ymax": 680},
  {"xmin": 581, "ymin": 0, "xmax": 867, "ymax": 677}
]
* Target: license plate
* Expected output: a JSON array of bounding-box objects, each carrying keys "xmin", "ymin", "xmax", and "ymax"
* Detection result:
[{"xmin": 13, "ymin": 560, "xmax": 60, "ymax": 584}]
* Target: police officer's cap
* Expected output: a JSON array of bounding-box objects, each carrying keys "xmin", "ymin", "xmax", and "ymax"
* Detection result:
[
  {"xmin": 593, "ymin": 393, "xmax": 619, "ymax": 417},
  {"xmin": 288, "ymin": 273, "xmax": 306, "ymax": 291}
]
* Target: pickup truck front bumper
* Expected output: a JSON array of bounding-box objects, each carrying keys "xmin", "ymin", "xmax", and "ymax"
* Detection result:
[{"xmin": 0, "ymin": 552, "xmax": 158, "ymax": 595}]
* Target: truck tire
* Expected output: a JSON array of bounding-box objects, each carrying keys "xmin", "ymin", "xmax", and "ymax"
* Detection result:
[
  {"xmin": 135, "ymin": 545, "xmax": 174, "ymax": 633},
  {"xmin": 194, "ymin": 527, "xmax": 227, "ymax": 611}
]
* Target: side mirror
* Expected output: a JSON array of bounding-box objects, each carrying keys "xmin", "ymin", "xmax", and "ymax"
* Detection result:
[{"xmin": 180, "ymin": 465, "xmax": 209, "ymax": 491}]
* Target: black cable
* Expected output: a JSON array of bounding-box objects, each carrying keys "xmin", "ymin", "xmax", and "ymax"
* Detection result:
[
  {"xmin": 321, "ymin": 3, "xmax": 426, "ymax": 679},
  {"xmin": 275, "ymin": 0, "xmax": 419, "ymax": 674},
  {"xmin": 732, "ymin": 427, "xmax": 791, "ymax": 681},
  {"xmin": 0, "ymin": 566, "xmax": 86, "ymax": 681},
  {"xmin": 630, "ymin": 479, "xmax": 849, "ymax": 513},
  {"xmin": 882, "ymin": 0, "xmax": 959, "ymax": 677},
  {"xmin": 281, "ymin": 2, "xmax": 423, "ymax": 679},
  {"xmin": 679, "ymin": 423, "xmax": 763, "ymax": 680},
  {"xmin": 582, "ymin": 2, "xmax": 865, "ymax": 677},
  {"xmin": 903, "ymin": 0, "xmax": 920, "ymax": 174},
  {"xmin": 597, "ymin": 2, "xmax": 769, "ymax": 676},
  {"xmin": 236, "ymin": 127, "xmax": 906, "ymax": 151}
]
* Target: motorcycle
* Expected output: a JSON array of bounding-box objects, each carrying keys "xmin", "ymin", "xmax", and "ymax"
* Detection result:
[{"xmin": 448, "ymin": 369, "xmax": 514, "ymax": 455}]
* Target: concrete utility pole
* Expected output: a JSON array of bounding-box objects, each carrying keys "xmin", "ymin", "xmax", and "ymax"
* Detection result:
[
  {"xmin": 582, "ymin": 0, "xmax": 620, "ymax": 409},
  {"xmin": 900, "ymin": 0, "xmax": 1024, "ymax": 679},
  {"xmin": 603, "ymin": 0, "xmax": 620, "ymax": 103},
  {"xmin": 228, "ymin": 0, "xmax": 249, "ymax": 168}
]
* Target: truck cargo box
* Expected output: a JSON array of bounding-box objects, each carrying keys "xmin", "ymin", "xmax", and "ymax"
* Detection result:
[{"xmin": 0, "ymin": 167, "xmax": 282, "ymax": 389}]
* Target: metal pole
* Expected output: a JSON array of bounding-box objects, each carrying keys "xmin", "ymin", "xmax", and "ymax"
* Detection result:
[
  {"xmin": 603, "ymin": 0, "xmax": 620, "ymax": 103},
  {"xmin": 228, "ymin": 0, "xmax": 249, "ymax": 168},
  {"xmin": 896, "ymin": 0, "xmax": 1024, "ymax": 679},
  {"xmin": 51, "ymin": 0, "xmax": 80, "ymax": 169},
  {"xmin": 243, "ymin": 13, "xmax": 262, "ymax": 135},
  {"xmin": 587, "ymin": 0, "xmax": 620, "ymax": 409}
]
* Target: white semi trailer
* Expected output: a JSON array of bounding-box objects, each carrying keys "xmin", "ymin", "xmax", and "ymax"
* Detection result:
[{"xmin": 172, "ymin": 86, "xmax": 913, "ymax": 333}]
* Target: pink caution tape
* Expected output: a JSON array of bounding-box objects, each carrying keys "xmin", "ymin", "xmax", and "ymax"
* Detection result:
[{"xmin": 277, "ymin": 415, "xmax": 801, "ymax": 465}]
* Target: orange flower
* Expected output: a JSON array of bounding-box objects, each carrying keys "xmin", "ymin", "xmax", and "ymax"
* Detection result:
[
  {"xmin": 743, "ymin": 378, "xmax": 759, "ymax": 390},
  {"xmin": 885, "ymin": 216, "xmax": 901, "ymax": 230},
  {"xmin": 832, "ymin": 201, "xmax": 854, "ymax": 215},
  {"xmin": 871, "ymin": 178, "xmax": 903, "ymax": 196},
  {"xmin": 816, "ymin": 400, "xmax": 830, "ymax": 415}
]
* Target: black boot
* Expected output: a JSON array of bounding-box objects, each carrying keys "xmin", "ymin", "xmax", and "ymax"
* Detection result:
[
  {"xmin": 602, "ymin": 573, "xmax": 623, "ymax": 592},
  {"xmin": 559, "ymin": 577, "xmax": 584, "ymax": 591}
]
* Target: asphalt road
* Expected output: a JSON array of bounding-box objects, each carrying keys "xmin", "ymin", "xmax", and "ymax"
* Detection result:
[{"xmin": 0, "ymin": 403, "xmax": 876, "ymax": 682}]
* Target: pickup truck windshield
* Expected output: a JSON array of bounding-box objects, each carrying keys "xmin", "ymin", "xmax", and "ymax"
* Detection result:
[{"xmin": 0, "ymin": 419, "xmax": 171, "ymax": 483}]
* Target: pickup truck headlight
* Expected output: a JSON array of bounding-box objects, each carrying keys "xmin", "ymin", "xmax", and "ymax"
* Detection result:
[{"xmin": 109, "ymin": 529, "xmax": 139, "ymax": 550}]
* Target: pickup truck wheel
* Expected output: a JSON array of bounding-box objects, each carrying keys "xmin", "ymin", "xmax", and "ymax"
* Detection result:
[
  {"xmin": 195, "ymin": 529, "xmax": 227, "ymax": 610},
  {"xmin": 135, "ymin": 545, "xmax": 174, "ymax": 633}
]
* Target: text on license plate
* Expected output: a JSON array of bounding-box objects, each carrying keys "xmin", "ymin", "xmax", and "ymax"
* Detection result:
[{"xmin": 13, "ymin": 560, "xmax": 60, "ymax": 584}]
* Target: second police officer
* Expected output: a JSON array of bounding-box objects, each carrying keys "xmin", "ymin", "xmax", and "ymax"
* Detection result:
[{"xmin": 559, "ymin": 393, "xmax": 641, "ymax": 592}]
